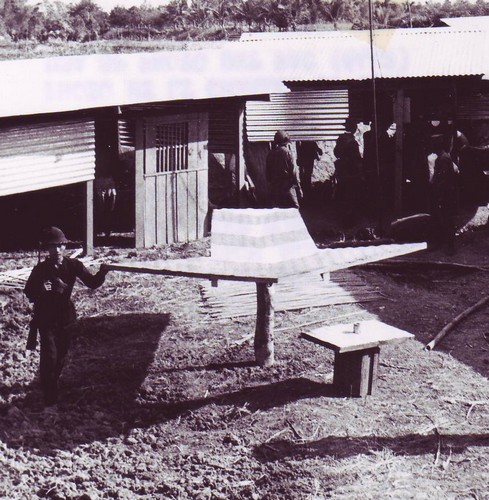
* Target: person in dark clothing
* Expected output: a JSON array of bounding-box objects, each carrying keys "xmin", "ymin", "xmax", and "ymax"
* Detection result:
[
  {"xmin": 296, "ymin": 140, "xmax": 322, "ymax": 203},
  {"xmin": 266, "ymin": 130, "xmax": 302, "ymax": 208},
  {"xmin": 333, "ymin": 118, "xmax": 364, "ymax": 224},
  {"xmin": 363, "ymin": 120, "xmax": 396, "ymax": 214},
  {"xmin": 430, "ymin": 135, "xmax": 459, "ymax": 254},
  {"xmin": 24, "ymin": 227, "xmax": 109, "ymax": 407},
  {"xmin": 451, "ymin": 130, "xmax": 469, "ymax": 166}
]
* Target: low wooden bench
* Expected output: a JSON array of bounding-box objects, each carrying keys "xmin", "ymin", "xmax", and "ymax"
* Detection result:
[{"xmin": 301, "ymin": 320, "xmax": 414, "ymax": 397}]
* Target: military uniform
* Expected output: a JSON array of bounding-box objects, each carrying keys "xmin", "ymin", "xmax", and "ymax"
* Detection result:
[
  {"xmin": 266, "ymin": 130, "xmax": 302, "ymax": 209},
  {"xmin": 24, "ymin": 227, "xmax": 107, "ymax": 406}
]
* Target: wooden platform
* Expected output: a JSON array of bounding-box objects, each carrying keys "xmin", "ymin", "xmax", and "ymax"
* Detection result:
[
  {"xmin": 106, "ymin": 208, "xmax": 426, "ymax": 367},
  {"xmin": 302, "ymin": 320, "xmax": 414, "ymax": 397}
]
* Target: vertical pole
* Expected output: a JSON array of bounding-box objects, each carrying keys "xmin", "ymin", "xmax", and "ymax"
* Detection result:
[
  {"xmin": 255, "ymin": 282, "xmax": 275, "ymax": 367},
  {"xmin": 394, "ymin": 89, "xmax": 405, "ymax": 215},
  {"xmin": 84, "ymin": 180, "xmax": 94, "ymax": 256},
  {"xmin": 368, "ymin": 0, "xmax": 382, "ymax": 234}
]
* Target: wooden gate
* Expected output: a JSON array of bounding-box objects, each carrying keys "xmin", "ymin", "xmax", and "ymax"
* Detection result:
[{"xmin": 135, "ymin": 113, "xmax": 208, "ymax": 247}]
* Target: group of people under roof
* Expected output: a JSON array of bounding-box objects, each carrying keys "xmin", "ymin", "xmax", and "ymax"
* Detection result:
[{"xmin": 265, "ymin": 116, "xmax": 463, "ymax": 255}]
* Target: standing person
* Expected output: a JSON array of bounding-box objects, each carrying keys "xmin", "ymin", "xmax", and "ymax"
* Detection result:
[
  {"xmin": 451, "ymin": 129, "xmax": 469, "ymax": 167},
  {"xmin": 333, "ymin": 118, "xmax": 364, "ymax": 224},
  {"xmin": 266, "ymin": 130, "xmax": 303, "ymax": 208},
  {"xmin": 296, "ymin": 140, "xmax": 323, "ymax": 204},
  {"xmin": 24, "ymin": 227, "xmax": 109, "ymax": 407},
  {"xmin": 95, "ymin": 175, "xmax": 117, "ymax": 238},
  {"xmin": 430, "ymin": 135, "xmax": 459, "ymax": 254}
]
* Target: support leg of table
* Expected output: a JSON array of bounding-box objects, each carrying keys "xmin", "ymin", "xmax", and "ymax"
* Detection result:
[
  {"xmin": 255, "ymin": 282, "xmax": 275, "ymax": 367},
  {"xmin": 333, "ymin": 347, "xmax": 380, "ymax": 397}
]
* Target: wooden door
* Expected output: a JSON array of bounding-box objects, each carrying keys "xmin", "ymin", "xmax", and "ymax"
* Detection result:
[{"xmin": 135, "ymin": 113, "xmax": 208, "ymax": 247}]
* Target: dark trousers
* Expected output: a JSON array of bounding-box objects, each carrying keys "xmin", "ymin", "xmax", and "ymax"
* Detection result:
[
  {"xmin": 342, "ymin": 176, "xmax": 363, "ymax": 225},
  {"xmin": 270, "ymin": 186, "xmax": 300, "ymax": 209},
  {"xmin": 432, "ymin": 202, "xmax": 456, "ymax": 252},
  {"xmin": 300, "ymin": 162, "xmax": 314, "ymax": 199},
  {"xmin": 39, "ymin": 325, "xmax": 72, "ymax": 405}
]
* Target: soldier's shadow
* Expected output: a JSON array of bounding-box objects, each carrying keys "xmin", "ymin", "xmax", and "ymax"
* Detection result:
[
  {"xmin": 63, "ymin": 312, "xmax": 171, "ymax": 408},
  {"xmin": 3, "ymin": 313, "xmax": 169, "ymax": 452}
]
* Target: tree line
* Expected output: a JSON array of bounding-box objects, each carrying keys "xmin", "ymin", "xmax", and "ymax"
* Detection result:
[{"xmin": 1, "ymin": 0, "xmax": 489, "ymax": 43}]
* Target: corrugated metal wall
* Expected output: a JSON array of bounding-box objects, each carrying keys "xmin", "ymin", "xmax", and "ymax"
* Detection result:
[
  {"xmin": 0, "ymin": 119, "xmax": 95, "ymax": 197},
  {"xmin": 118, "ymin": 119, "xmax": 136, "ymax": 149},
  {"xmin": 457, "ymin": 92, "xmax": 489, "ymax": 120},
  {"xmin": 209, "ymin": 106, "xmax": 238, "ymax": 154},
  {"xmin": 245, "ymin": 90, "xmax": 349, "ymax": 142}
]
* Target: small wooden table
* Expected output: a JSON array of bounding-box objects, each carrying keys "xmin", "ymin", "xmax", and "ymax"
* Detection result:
[{"xmin": 301, "ymin": 320, "xmax": 414, "ymax": 397}]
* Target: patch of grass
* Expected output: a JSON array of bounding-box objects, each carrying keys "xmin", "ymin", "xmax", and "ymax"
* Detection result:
[{"xmin": 0, "ymin": 39, "xmax": 228, "ymax": 60}]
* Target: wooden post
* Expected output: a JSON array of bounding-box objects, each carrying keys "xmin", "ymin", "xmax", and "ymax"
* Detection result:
[
  {"xmin": 84, "ymin": 180, "xmax": 94, "ymax": 256},
  {"xmin": 333, "ymin": 347, "xmax": 380, "ymax": 397},
  {"xmin": 134, "ymin": 117, "xmax": 146, "ymax": 248},
  {"xmin": 254, "ymin": 282, "xmax": 275, "ymax": 367},
  {"xmin": 237, "ymin": 104, "xmax": 246, "ymax": 208}
]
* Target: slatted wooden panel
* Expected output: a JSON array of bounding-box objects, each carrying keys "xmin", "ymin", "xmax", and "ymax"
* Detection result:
[
  {"xmin": 137, "ymin": 113, "xmax": 208, "ymax": 247},
  {"xmin": 199, "ymin": 271, "xmax": 382, "ymax": 319},
  {"xmin": 208, "ymin": 105, "xmax": 238, "ymax": 154},
  {"xmin": 457, "ymin": 92, "xmax": 489, "ymax": 120}
]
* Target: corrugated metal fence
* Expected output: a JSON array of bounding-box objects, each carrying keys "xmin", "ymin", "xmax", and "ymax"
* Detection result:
[{"xmin": 245, "ymin": 90, "xmax": 349, "ymax": 142}]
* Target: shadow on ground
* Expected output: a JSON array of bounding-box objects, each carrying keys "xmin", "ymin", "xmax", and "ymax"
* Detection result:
[
  {"xmin": 0, "ymin": 313, "xmax": 169, "ymax": 452},
  {"xmin": 254, "ymin": 432, "xmax": 489, "ymax": 462},
  {"xmin": 137, "ymin": 377, "xmax": 339, "ymax": 427},
  {"xmin": 0, "ymin": 309, "xmax": 340, "ymax": 453}
]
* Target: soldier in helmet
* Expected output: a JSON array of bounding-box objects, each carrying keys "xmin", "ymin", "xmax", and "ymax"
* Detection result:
[
  {"xmin": 24, "ymin": 226, "xmax": 109, "ymax": 407},
  {"xmin": 266, "ymin": 130, "xmax": 303, "ymax": 208}
]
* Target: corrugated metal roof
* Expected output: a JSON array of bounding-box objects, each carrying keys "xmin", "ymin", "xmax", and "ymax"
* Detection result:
[
  {"xmin": 0, "ymin": 48, "xmax": 288, "ymax": 119},
  {"xmin": 235, "ymin": 27, "xmax": 489, "ymax": 82},
  {"xmin": 441, "ymin": 16, "xmax": 489, "ymax": 29},
  {"xmin": 1, "ymin": 27, "xmax": 488, "ymax": 119}
]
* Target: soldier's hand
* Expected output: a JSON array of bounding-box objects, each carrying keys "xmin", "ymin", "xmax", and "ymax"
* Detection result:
[{"xmin": 52, "ymin": 277, "xmax": 68, "ymax": 293}]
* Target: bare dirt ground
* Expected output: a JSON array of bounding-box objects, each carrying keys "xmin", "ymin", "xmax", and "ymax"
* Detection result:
[{"xmin": 1, "ymin": 206, "xmax": 489, "ymax": 499}]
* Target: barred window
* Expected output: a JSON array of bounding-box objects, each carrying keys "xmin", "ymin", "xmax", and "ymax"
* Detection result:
[{"xmin": 156, "ymin": 123, "xmax": 189, "ymax": 173}]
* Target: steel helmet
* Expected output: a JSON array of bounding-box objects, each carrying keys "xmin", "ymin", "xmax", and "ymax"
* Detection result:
[
  {"xmin": 273, "ymin": 130, "xmax": 290, "ymax": 145},
  {"xmin": 40, "ymin": 226, "xmax": 69, "ymax": 246}
]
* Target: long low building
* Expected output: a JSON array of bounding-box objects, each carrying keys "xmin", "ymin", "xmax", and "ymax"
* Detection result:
[{"xmin": 1, "ymin": 26, "xmax": 489, "ymax": 250}]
